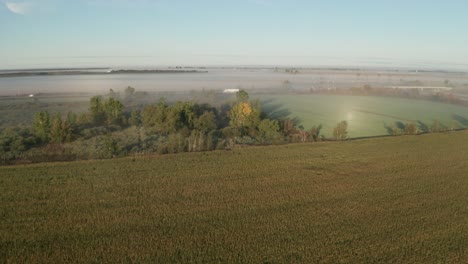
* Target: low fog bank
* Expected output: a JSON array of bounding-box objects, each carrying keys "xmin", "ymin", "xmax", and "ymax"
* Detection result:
[{"xmin": 1, "ymin": 68, "xmax": 468, "ymax": 97}]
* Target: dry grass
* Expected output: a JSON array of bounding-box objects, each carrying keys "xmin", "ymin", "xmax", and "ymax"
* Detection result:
[{"xmin": 1, "ymin": 131, "xmax": 468, "ymax": 263}]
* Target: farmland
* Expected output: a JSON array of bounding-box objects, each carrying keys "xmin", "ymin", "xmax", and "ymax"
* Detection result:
[
  {"xmin": 259, "ymin": 94, "xmax": 468, "ymax": 138},
  {"xmin": 2, "ymin": 92, "xmax": 468, "ymax": 138},
  {"xmin": 1, "ymin": 131, "xmax": 467, "ymax": 263},
  {"xmin": 0, "ymin": 95, "xmax": 90, "ymax": 129}
]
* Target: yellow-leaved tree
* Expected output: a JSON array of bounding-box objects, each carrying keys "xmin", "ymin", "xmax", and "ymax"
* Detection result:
[{"xmin": 229, "ymin": 101, "xmax": 260, "ymax": 129}]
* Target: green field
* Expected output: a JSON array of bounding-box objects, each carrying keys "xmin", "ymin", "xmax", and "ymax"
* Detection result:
[
  {"xmin": 0, "ymin": 95, "xmax": 90, "ymax": 129},
  {"xmin": 1, "ymin": 131, "xmax": 468, "ymax": 263},
  {"xmin": 259, "ymin": 94, "xmax": 468, "ymax": 138},
  {"xmin": 2, "ymin": 93, "xmax": 468, "ymax": 139}
]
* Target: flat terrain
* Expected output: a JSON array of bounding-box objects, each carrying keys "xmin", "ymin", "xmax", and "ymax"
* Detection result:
[
  {"xmin": 260, "ymin": 94, "xmax": 468, "ymax": 137},
  {"xmin": 2, "ymin": 93, "xmax": 467, "ymax": 137},
  {"xmin": 1, "ymin": 131, "xmax": 468, "ymax": 263},
  {"xmin": 2, "ymin": 68, "xmax": 468, "ymax": 96},
  {"xmin": 0, "ymin": 95, "xmax": 90, "ymax": 128}
]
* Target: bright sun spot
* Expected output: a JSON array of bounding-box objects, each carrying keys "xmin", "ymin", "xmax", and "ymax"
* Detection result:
[{"xmin": 347, "ymin": 112, "xmax": 353, "ymax": 120}]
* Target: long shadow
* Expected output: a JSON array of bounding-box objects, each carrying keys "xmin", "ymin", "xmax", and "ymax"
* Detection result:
[
  {"xmin": 348, "ymin": 134, "xmax": 393, "ymax": 141},
  {"xmin": 417, "ymin": 121, "xmax": 429, "ymax": 133},
  {"xmin": 260, "ymin": 98, "xmax": 276, "ymax": 105},
  {"xmin": 453, "ymin": 114, "xmax": 468, "ymax": 127},
  {"xmin": 343, "ymin": 129, "xmax": 468, "ymax": 141},
  {"xmin": 291, "ymin": 117, "xmax": 303, "ymax": 127},
  {"xmin": 383, "ymin": 121, "xmax": 408, "ymax": 135},
  {"xmin": 261, "ymin": 99, "xmax": 305, "ymax": 129},
  {"xmin": 383, "ymin": 122, "xmax": 394, "ymax": 135},
  {"xmin": 261, "ymin": 99, "xmax": 292, "ymax": 120},
  {"xmin": 395, "ymin": 121, "xmax": 406, "ymax": 130}
]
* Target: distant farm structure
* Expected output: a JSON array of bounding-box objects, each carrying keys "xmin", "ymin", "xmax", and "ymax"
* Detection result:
[{"xmin": 223, "ymin": 89, "xmax": 240, "ymax": 93}]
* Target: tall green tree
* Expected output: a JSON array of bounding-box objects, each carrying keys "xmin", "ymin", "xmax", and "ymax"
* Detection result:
[
  {"xmin": 49, "ymin": 113, "xmax": 64, "ymax": 143},
  {"xmin": 103, "ymin": 97, "xmax": 124, "ymax": 125},
  {"xmin": 90, "ymin": 96, "xmax": 105, "ymax": 125},
  {"xmin": 33, "ymin": 111, "xmax": 50, "ymax": 143},
  {"xmin": 258, "ymin": 119, "xmax": 280, "ymax": 143},
  {"xmin": 166, "ymin": 101, "xmax": 195, "ymax": 132},
  {"xmin": 194, "ymin": 111, "xmax": 217, "ymax": 132},
  {"xmin": 129, "ymin": 110, "xmax": 141, "ymax": 126},
  {"xmin": 141, "ymin": 99, "xmax": 168, "ymax": 133},
  {"xmin": 66, "ymin": 111, "xmax": 77, "ymax": 126},
  {"xmin": 49, "ymin": 113, "xmax": 73, "ymax": 143}
]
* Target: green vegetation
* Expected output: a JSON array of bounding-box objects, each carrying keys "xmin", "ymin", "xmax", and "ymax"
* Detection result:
[
  {"xmin": 259, "ymin": 94, "xmax": 468, "ymax": 138},
  {"xmin": 1, "ymin": 90, "xmax": 329, "ymax": 164},
  {"xmin": 1, "ymin": 90, "xmax": 467, "ymax": 164},
  {"xmin": 1, "ymin": 131, "xmax": 467, "ymax": 263},
  {"xmin": 0, "ymin": 95, "xmax": 89, "ymax": 129}
]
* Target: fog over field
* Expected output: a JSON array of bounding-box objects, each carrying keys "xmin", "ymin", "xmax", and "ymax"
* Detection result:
[
  {"xmin": 1, "ymin": 68, "xmax": 468, "ymax": 96},
  {"xmin": 2, "ymin": 0, "xmax": 468, "ymax": 262}
]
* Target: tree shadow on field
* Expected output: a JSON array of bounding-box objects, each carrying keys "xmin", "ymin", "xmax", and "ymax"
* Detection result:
[
  {"xmin": 260, "ymin": 98, "xmax": 276, "ymax": 105},
  {"xmin": 417, "ymin": 121, "xmax": 429, "ymax": 133},
  {"xmin": 383, "ymin": 123, "xmax": 394, "ymax": 135},
  {"xmin": 452, "ymin": 114, "xmax": 468, "ymax": 127},
  {"xmin": 291, "ymin": 116, "xmax": 303, "ymax": 127},
  {"xmin": 383, "ymin": 120, "xmax": 407, "ymax": 135},
  {"xmin": 261, "ymin": 99, "xmax": 292, "ymax": 120},
  {"xmin": 395, "ymin": 121, "xmax": 406, "ymax": 130}
]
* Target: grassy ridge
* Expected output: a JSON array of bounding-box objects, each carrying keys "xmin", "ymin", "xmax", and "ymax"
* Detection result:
[{"xmin": 1, "ymin": 132, "xmax": 468, "ymax": 263}]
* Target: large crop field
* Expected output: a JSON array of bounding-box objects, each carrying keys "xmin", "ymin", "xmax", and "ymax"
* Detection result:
[
  {"xmin": 259, "ymin": 94, "xmax": 468, "ymax": 138},
  {"xmin": 1, "ymin": 131, "xmax": 468, "ymax": 263}
]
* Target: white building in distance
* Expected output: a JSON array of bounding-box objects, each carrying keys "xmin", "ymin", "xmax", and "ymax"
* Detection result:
[{"xmin": 223, "ymin": 89, "xmax": 240, "ymax": 93}]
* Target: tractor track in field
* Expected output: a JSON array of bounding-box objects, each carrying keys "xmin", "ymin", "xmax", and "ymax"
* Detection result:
[{"xmin": 352, "ymin": 108, "xmax": 416, "ymax": 122}]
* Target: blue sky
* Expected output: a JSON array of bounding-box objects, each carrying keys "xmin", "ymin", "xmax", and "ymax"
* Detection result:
[{"xmin": 1, "ymin": 0, "xmax": 468, "ymax": 69}]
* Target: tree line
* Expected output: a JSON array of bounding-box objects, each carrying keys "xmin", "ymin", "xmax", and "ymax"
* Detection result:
[
  {"xmin": 2, "ymin": 89, "xmax": 345, "ymax": 164},
  {"xmin": 3, "ymin": 87, "xmax": 465, "ymax": 165}
]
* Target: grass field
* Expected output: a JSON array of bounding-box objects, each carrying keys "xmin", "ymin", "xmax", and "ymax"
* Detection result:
[
  {"xmin": 259, "ymin": 94, "xmax": 468, "ymax": 138},
  {"xmin": 0, "ymin": 95, "xmax": 90, "ymax": 128},
  {"xmin": 2, "ymin": 93, "xmax": 467, "ymax": 139},
  {"xmin": 1, "ymin": 131, "xmax": 468, "ymax": 263}
]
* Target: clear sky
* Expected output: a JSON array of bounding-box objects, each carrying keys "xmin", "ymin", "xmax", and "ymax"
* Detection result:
[{"xmin": 1, "ymin": 0, "xmax": 468, "ymax": 69}]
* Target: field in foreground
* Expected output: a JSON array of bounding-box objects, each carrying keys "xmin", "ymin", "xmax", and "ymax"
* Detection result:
[{"xmin": 1, "ymin": 132, "xmax": 468, "ymax": 263}]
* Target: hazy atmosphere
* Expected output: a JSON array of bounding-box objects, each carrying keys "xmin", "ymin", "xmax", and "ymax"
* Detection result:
[
  {"xmin": 1, "ymin": 0, "xmax": 468, "ymax": 70},
  {"xmin": 2, "ymin": 1, "xmax": 468, "ymax": 263}
]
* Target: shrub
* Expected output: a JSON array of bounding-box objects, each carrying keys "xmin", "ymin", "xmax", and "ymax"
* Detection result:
[{"xmin": 333, "ymin": 121, "xmax": 348, "ymax": 140}]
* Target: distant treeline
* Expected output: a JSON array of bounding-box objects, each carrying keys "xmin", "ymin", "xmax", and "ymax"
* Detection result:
[{"xmin": 0, "ymin": 69, "xmax": 207, "ymax": 78}]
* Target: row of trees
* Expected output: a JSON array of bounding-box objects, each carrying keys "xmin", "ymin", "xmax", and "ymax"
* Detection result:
[
  {"xmin": 1, "ymin": 90, "xmax": 350, "ymax": 164},
  {"xmin": 385, "ymin": 120, "xmax": 461, "ymax": 136},
  {"xmin": 5, "ymin": 88, "xmax": 465, "ymax": 165}
]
